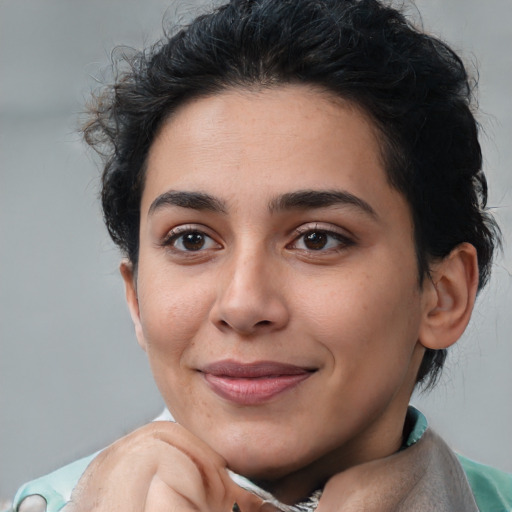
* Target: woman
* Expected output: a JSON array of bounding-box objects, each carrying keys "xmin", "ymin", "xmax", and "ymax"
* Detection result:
[{"xmin": 9, "ymin": 0, "xmax": 512, "ymax": 510}]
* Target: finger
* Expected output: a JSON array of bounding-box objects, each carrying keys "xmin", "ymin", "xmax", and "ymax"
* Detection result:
[
  {"xmin": 144, "ymin": 477, "xmax": 202, "ymax": 512},
  {"xmin": 224, "ymin": 480, "xmax": 279, "ymax": 512},
  {"xmin": 229, "ymin": 499, "xmax": 281, "ymax": 512},
  {"xmin": 149, "ymin": 421, "xmax": 228, "ymax": 469},
  {"xmin": 147, "ymin": 441, "xmax": 215, "ymax": 509}
]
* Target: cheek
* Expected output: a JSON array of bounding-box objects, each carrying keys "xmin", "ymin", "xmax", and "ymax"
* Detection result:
[
  {"xmin": 293, "ymin": 268, "xmax": 422, "ymax": 361},
  {"xmin": 136, "ymin": 270, "xmax": 215, "ymax": 357}
]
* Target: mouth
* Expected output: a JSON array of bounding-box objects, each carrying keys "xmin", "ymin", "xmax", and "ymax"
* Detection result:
[{"xmin": 200, "ymin": 360, "xmax": 316, "ymax": 405}]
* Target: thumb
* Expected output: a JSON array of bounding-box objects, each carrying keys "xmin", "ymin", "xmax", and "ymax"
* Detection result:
[{"xmin": 225, "ymin": 480, "xmax": 280, "ymax": 512}]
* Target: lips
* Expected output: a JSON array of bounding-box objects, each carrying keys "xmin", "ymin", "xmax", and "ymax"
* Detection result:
[{"xmin": 200, "ymin": 360, "xmax": 315, "ymax": 405}]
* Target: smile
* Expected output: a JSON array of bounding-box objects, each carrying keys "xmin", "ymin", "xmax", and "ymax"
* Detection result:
[{"xmin": 200, "ymin": 360, "xmax": 315, "ymax": 405}]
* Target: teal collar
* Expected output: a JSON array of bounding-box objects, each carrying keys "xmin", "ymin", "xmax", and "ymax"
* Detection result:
[{"xmin": 403, "ymin": 405, "xmax": 428, "ymax": 449}]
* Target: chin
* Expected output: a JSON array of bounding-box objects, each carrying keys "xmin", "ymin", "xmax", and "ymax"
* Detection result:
[
  {"xmin": 228, "ymin": 457, "xmax": 297, "ymax": 481},
  {"xmin": 216, "ymin": 436, "xmax": 313, "ymax": 480},
  {"xmin": 182, "ymin": 409, "xmax": 323, "ymax": 478}
]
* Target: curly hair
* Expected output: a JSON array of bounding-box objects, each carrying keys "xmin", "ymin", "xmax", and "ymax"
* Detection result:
[{"xmin": 83, "ymin": 0, "xmax": 501, "ymax": 388}]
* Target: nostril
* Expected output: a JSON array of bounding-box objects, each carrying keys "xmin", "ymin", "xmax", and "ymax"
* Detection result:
[{"xmin": 211, "ymin": 291, "xmax": 289, "ymax": 334}]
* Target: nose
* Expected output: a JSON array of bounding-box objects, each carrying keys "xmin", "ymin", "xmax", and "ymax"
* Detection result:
[{"xmin": 209, "ymin": 249, "xmax": 290, "ymax": 336}]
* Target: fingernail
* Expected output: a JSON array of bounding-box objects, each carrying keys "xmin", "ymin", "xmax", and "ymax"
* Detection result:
[{"xmin": 18, "ymin": 495, "xmax": 47, "ymax": 512}]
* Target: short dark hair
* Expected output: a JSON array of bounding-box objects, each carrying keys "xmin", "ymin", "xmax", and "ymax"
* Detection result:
[{"xmin": 83, "ymin": 0, "xmax": 500, "ymax": 388}]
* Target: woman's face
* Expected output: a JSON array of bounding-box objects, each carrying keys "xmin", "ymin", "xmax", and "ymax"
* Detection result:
[{"xmin": 123, "ymin": 85, "xmax": 432, "ymax": 489}]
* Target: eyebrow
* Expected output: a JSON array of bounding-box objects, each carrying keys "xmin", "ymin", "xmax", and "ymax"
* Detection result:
[
  {"xmin": 148, "ymin": 190, "xmax": 227, "ymax": 215},
  {"xmin": 268, "ymin": 190, "xmax": 377, "ymax": 218},
  {"xmin": 148, "ymin": 188, "xmax": 377, "ymax": 219}
]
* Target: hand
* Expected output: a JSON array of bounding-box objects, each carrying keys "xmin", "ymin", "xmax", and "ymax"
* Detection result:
[{"xmin": 63, "ymin": 422, "xmax": 269, "ymax": 512}]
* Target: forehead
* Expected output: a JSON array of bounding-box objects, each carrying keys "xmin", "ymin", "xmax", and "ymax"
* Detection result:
[
  {"xmin": 151, "ymin": 86, "xmax": 383, "ymax": 162},
  {"xmin": 142, "ymin": 85, "xmax": 409, "ymax": 227}
]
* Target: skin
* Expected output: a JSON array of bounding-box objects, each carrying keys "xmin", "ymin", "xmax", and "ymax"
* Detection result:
[{"xmin": 70, "ymin": 84, "xmax": 478, "ymax": 509}]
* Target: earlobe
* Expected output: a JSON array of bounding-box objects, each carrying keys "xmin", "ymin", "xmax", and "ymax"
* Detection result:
[
  {"xmin": 120, "ymin": 260, "xmax": 147, "ymax": 352},
  {"xmin": 419, "ymin": 243, "xmax": 479, "ymax": 350}
]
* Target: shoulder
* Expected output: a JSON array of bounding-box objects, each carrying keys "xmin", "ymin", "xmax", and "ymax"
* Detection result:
[
  {"xmin": 457, "ymin": 454, "xmax": 512, "ymax": 512},
  {"xmin": 407, "ymin": 406, "xmax": 512, "ymax": 511},
  {"xmin": 10, "ymin": 452, "xmax": 98, "ymax": 512}
]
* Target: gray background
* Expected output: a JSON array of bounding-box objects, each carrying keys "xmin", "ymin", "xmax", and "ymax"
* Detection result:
[{"xmin": 1, "ymin": 0, "xmax": 511, "ymax": 502}]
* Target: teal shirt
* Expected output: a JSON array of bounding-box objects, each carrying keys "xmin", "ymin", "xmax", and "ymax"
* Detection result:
[
  {"xmin": 6, "ymin": 408, "xmax": 512, "ymax": 511},
  {"xmin": 404, "ymin": 407, "xmax": 512, "ymax": 512},
  {"xmin": 459, "ymin": 456, "xmax": 512, "ymax": 512}
]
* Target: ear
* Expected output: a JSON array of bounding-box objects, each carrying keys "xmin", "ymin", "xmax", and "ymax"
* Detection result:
[
  {"xmin": 419, "ymin": 243, "xmax": 479, "ymax": 350},
  {"xmin": 120, "ymin": 260, "xmax": 147, "ymax": 352}
]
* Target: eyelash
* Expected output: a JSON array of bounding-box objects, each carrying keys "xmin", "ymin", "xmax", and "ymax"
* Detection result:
[
  {"xmin": 289, "ymin": 225, "xmax": 355, "ymax": 253},
  {"xmin": 161, "ymin": 225, "xmax": 221, "ymax": 253},
  {"xmin": 160, "ymin": 224, "xmax": 355, "ymax": 255}
]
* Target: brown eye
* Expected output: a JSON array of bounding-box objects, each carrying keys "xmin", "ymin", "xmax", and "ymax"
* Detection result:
[
  {"xmin": 181, "ymin": 232, "xmax": 206, "ymax": 251},
  {"xmin": 164, "ymin": 229, "xmax": 220, "ymax": 252},
  {"xmin": 303, "ymin": 231, "xmax": 328, "ymax": 250},
  {"xmin": 291, "ymin": 228, "xmax": 354, "ymax": 252}
]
